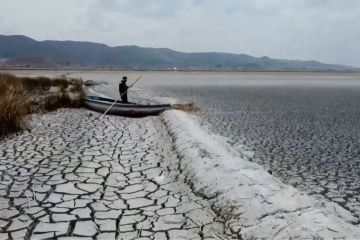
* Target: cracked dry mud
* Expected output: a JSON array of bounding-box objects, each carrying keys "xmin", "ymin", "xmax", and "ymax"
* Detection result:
[
  {"xmin": 0, "ymin": 109, "xmax": 238, "ymax": 240},
  {"xmin": 150, "ymin": 85, "xmax": 360, "ymax": 220}
]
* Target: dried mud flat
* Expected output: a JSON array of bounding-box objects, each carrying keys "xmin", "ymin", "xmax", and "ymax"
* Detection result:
[
  {"xmin": 152, "ymin": 85, "xmax": 360, "ymax": 220},
  {"xmin": 0, "ymin": 109, "xmax": 237, "ymax": 240}
]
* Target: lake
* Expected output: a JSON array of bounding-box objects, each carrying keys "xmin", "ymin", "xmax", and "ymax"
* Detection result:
[{"xmin": 8, "ymin": 70, "xmax": 360, "ymax": 219}]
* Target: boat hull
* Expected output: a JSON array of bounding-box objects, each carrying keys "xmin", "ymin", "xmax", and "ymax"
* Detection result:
[{"xmin": 84, "ymin": 96, "xmax": 170, "ymax": 118}]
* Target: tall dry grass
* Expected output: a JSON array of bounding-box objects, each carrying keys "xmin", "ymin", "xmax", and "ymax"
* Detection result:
[
  {"xmin": 1, "ymin": 74, "xmax": 73, "ymax": 92},
  {"xmin": 43, "ymin": 92, "xmax": 84, "ymax": 111},
  {"xmin": 0, "ymin": 75, "xmax": 30, "ymax": 135},
  {"xmin": 0, "ymin": 73, "xmax": 84, "ymax": 137},
  {"xmin": 172, "ymin": 103, "xmax": 201, "ymax": 113}
]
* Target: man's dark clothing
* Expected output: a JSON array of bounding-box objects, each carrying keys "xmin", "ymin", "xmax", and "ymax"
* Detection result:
[{"xmin": 119, "ymin": 82, "xmax": 129, "ymax": 103}]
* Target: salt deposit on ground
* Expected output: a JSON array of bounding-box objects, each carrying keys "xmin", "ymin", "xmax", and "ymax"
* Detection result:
[{"xmin": 163, "ymin": 110, "xmax": 360, "ymax": 239}]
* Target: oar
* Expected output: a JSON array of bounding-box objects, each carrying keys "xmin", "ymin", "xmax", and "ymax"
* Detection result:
[{"xmin": 99, "ymin": 76, "xmax": 142, "ymax": 119}]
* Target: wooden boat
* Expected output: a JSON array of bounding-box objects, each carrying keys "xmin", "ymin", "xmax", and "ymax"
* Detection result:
[{"xmin": 84, "ymin": 96, "xmax": 171, "ymax": 117}]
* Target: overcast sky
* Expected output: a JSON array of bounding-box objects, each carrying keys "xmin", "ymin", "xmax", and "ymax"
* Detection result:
[{"xmin": 1, "ymin": 0, "xmax": 359, "ymax": 66}]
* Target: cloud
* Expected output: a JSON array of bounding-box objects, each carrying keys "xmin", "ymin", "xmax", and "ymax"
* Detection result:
[
  {"xmin": 92, "ymin": 0, "xmax": 188, "ymax": 19},
  {"xmin": 0, "ymin": 0, "xmax": 359, "ymax": 66}
]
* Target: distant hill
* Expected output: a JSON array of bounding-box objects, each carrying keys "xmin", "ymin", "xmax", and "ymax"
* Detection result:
[{"xmin": 0, "ymin": 34, "xmax": 357, "ymax": 71}]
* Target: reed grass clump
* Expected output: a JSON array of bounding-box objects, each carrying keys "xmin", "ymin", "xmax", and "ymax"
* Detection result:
[
  {"xmin": 44, "ymin": 93, "xmax": 83, "ymax": 111},
  {"xmin": 0, "ymin": 73, "xmax": 84, "ymax": 137},
  {"xmin": 172, "ymin": 103, "xmax": 201, "ymax": 113},
  {"xmin": 0, "ymin": 76, "xmax": 30, "ymax": 135},
  {"xmin": 69, "ymin": 79, "xmax": 83, "ymax": 93}
]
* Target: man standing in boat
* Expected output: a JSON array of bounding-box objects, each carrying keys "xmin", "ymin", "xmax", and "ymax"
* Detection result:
[{"xmin": 119, "ymin": 76, "xmax": 129, "ymax": 103}]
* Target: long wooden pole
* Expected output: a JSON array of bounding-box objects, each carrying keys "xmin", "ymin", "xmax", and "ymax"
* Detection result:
[{"xmin": 99, "ymin": 76, "xmax": 142, "ymax": 119}]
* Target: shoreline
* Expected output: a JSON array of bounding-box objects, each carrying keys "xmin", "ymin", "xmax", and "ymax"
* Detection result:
[{"xmin": 1, "ymin": 68, "xmax": 360, "ymax": 75}]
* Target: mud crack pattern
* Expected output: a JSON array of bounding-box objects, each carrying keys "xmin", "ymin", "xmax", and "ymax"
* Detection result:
[
  {"xmin": 149, "ymin": 84, "xmax": 360, "ymax": 220},
  {"xmin": 0, "ymin": 109, "xmax": 237, "ymax": 240}
]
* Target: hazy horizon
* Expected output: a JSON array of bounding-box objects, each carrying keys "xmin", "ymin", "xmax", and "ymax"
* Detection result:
[{"xmin": 1, "ymin": 0, "xmax": 360, "ymax": 67}]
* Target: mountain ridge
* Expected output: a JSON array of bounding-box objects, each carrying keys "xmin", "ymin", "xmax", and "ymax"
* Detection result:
[{"xmin": 0, "ymin": 34, "xmax": 357, "ymax": 71}]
